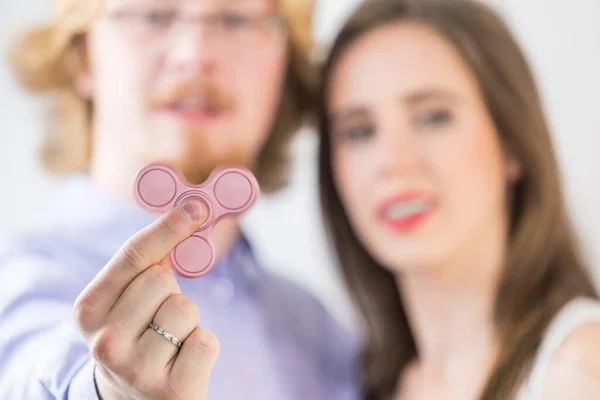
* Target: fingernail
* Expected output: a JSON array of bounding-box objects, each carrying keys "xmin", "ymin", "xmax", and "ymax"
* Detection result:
[{"xmin": 181, "ymin": 200, "xmax": 204, "ymax": 222}]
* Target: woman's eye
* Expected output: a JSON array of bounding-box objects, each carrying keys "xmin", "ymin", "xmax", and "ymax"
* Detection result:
[
  {"xmin": 415, "ymin": 108, "xmax": 452, "ymax": 128},
  {"xmin": 341, "ymin": 124, "xmax": 375, "ymax": 141}
]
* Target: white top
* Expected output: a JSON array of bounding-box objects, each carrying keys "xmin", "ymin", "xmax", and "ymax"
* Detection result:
[{"xmin": 516, "ymin": 297, "xmax": 600, "ymax": 399}]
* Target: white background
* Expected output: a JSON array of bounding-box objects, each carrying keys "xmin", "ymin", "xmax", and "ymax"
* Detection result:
[{"xmin": 1, "ymin": 0, "xmax": 599, "ymax": 332}]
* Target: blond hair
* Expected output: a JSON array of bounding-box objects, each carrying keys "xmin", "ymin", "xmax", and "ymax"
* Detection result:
[{"xmin": 7, "ymin": 0, "xmax": 316, "ymax": 193}]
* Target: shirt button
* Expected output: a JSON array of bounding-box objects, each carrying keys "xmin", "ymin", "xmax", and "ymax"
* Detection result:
[{"xmin": 212, "ymin": 278, "xmax": 235, "ymax": 302}]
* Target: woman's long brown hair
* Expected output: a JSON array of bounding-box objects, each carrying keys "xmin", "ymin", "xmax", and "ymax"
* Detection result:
[{"xmin": 317, "ymin": 0, "xmax": 599, "ymax": 399}]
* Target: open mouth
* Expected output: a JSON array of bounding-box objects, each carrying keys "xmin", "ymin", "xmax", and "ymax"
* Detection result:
[
  {"xmin": 163, "ymin": 97, "xmax": 225, "ymax": 121},
  {"xmin": 378, "ymin": 194, "xmax": 435, "ymax": 233},
  {"xmin": 150, "ymin": 82, "xmax": 234, "ymax": 123}
]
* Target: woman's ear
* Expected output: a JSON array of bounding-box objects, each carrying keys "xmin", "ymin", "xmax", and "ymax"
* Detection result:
[
  {"xmin": 502, "ymin": 140, "xmax": 522, "ymax": 182},
  {"xmin": 505, "ymin": 153, "xmax": 522, "ymax": 182}
]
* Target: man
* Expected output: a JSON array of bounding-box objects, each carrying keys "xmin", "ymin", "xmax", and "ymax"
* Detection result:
[{"xmin": 0, "ymin": 0, "xmax": 359, "ymax": 398}]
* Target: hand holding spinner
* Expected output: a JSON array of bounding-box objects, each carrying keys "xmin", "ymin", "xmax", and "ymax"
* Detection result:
[{"xmin": 133, "ymin": 163, "xmax": 260, "ymax": 278}]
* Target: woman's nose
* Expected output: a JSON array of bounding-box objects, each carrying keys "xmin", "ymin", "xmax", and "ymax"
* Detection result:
[{"xmin": 376, "ymin": 121, "xmax": 422, "ymax": 179}]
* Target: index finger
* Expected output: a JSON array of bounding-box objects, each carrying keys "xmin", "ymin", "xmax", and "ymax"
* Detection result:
[{"xmin": 77, "ymin": 200, "xmax": 208, "ymax": 318}]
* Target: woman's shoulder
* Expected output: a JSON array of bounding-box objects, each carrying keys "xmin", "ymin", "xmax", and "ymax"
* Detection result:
[{"xmin": 520, "ymin": 296, "xmax": 600, "ymax": 400}]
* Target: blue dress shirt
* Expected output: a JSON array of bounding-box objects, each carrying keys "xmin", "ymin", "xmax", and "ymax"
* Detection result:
[{"xmin": 0, "ymin": 174, "xmax": 361, "ymax": 399}]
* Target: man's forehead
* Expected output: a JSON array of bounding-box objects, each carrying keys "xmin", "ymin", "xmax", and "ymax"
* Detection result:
[
  {"xmin": 99, "ymin": 0, "xmax": 273, "ymax": 7},
  {"xmin": 53, "ymin": 0, "xmax": 276, "ymax": 12},
  {"xmin": 50, "ymin": 0, "xmax": 312, "ymax": 50}
]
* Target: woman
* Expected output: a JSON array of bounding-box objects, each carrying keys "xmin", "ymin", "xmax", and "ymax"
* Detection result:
[{"xmin": 318, "ymin": 0, "xmax": 600, "ymax": 399}]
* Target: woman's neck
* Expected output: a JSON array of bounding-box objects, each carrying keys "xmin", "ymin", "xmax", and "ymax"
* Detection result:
[
  {"xmin": 396, "ymin": 229, "xmax": 506, "ymax": 390},
  {"xmin": 399, "ymin": 272, "xmax": 499, "ymax": 383}
]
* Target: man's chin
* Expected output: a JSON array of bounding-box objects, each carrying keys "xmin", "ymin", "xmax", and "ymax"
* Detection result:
[
  {"xmin": 175, "ymin": 153, "xmax": 252, "ymax": 186},
  {"xmin": 143, "ymin": 125, "xmax": 257, "ymax": 183},
  {"xmin": 139, "ymin": 138, "xmax": 253, "ymax": 184},
  {"xmin": 180, "ymin": 164, "xmax": 219, "ymax": 185}
]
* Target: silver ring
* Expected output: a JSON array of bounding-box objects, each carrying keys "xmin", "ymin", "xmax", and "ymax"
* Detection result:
[{"xmin": 148, "ymin": 322, "xmax": 183, "ymax": 348}]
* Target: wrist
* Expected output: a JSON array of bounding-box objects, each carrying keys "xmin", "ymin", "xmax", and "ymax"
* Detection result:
[{"xmin": 93, "ymin": 365, "xmax": 127, "ymax": 400}]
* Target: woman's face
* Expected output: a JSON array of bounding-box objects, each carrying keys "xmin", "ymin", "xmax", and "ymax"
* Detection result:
[{"xmin": 327, "ymin": 22, "xmax": 520, "ymax": 275}]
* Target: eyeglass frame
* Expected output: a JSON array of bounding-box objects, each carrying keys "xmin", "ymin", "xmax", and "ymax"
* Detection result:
[{"xmin": 100, "ymin": 5, "xmax": 290, "ymax": 57}]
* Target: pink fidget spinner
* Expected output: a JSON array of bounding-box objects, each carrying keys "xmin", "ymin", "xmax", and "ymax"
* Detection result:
[{"xmin": 133, "ymin": 163, "xmax": 260, "ymax": 278}]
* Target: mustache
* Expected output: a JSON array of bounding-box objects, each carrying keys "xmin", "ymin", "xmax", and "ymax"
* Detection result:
[{"xmin": 147, "ymin": 80, "xmax": 235, "ymax": 111}]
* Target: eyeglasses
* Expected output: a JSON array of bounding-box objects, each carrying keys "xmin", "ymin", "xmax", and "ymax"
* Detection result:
[{"xmin": 103, "ymin": 4, "xmax": 288, "ymax": 58}]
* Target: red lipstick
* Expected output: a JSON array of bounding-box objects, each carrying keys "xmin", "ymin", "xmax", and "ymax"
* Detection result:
[{"xmin": 377, "ymin": 192, "xmax": 433, "ymax": 233}]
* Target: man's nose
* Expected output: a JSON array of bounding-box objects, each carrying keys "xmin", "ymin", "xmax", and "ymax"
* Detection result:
[{"xmin": 166, "ymin": 22, "xmax": 219, "ymax": 75}]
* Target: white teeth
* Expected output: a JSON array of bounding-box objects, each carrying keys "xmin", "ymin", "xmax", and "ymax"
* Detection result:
[
  {"xmin": 385, "ymin": 199, "xmax": 429, "ymax": 219},
  {"xmin": 175, "ymin": 98, "xmax": 214, "ymax": 111}
]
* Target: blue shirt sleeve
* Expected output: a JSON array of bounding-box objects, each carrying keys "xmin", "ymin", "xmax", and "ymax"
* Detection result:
[{"xmin": 0, "ymin": 245, "xmax": 100, "ymax": 399}]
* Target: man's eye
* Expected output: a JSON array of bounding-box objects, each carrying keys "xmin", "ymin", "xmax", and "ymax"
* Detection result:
[
  {"xmin": 220, "ymin": 12, "xmax": 253, "ymax": 29},
  {"xmin": 140, "ymin": 10, "xmax": 177, "ymax": 26}
]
